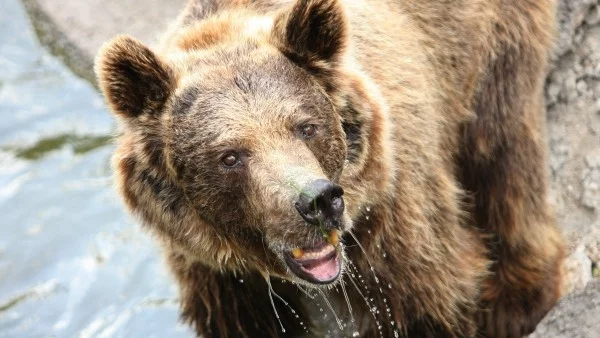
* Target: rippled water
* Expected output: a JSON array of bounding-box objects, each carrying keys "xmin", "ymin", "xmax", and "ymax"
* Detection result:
[{"xmin": 0, "ymin": 0, "xmax": 193, "ymax": 336}]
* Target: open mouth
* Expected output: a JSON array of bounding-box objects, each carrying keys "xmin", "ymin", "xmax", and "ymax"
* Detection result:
[{"xmin": 284, "ymin": 230, "xmax": 342, "ymax": 284}]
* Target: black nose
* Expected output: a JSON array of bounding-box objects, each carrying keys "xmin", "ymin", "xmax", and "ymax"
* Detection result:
[{"xmin": 295, "ymin": 179, "xmax": 344, "ymax": 228}]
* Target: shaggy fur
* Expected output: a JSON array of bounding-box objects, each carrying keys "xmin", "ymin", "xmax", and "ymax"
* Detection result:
[{"xmin": 95, "ymin": 0, "xmax": 564, "ymax": 337}]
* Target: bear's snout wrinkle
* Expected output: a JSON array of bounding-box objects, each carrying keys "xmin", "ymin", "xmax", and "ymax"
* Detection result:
[{"xmin": 294, "ymin": 179, "xmax": 344, "ymax": 229}]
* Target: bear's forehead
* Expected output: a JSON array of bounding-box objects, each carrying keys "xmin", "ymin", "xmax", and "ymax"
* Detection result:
[
  {"xmin": 170, "ymin": 52, "xmax": 327, "ymax": 122},
  {"xmin": 180, "ymin": 47, "xmax": 312, "ymax": 93}
]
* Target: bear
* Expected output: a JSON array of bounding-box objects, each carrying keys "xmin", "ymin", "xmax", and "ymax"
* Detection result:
[{"xmin": 94, "ymin": 0, "xmax": 565, "ymax": 337}]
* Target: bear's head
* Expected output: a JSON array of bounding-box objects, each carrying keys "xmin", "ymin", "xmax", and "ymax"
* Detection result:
[{"xmin": 95, "ymin": 0, "xmax": 374, "ymax": 286}]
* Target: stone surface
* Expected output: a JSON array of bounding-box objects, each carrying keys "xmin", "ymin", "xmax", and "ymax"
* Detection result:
[
  {"xmin": 546, "ymin": 0, "xmax": 600, "ymax": 248},
  {"xmin": 541, "ymin": 1, "xmax": 600, "ymax": 334},
  {"xmin": 585, "ymin": 222, "xmax": 600, "ymax": 263},
  {"xmin": 563, "ymin": 244, "xmax": 593, "ymax": 293},
  {"xmin": 11, "ymin": 0, "xmax": 600, "ymax": 336},
  {"xmin": 544, "ymin": 0, "xmax": 600, "ymax": 295},
  {"xmin": 530, "ymin": 280, "xmax": 600, "ymax": 338},
  {"xmin": 582, "ymin": 155, "xmax": 600, "ymax": 210},
  {"xmin": 21, "ymin": 0, "xmax": 186, "ymax": 84}
]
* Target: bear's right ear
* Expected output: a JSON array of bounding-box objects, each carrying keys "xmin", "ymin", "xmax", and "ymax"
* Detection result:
[
  {"xmin": 272, "ymin": 0, "xmax": 347, "ymax": 68},
  {"xmin": 95, "ymin": 35, "xmax": 176, "ymax": 119}
]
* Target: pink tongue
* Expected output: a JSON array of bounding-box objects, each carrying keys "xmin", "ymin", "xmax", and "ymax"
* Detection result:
[{"xmin": 305, "ymin": 256, "xmax": 339, "ymax": 281}]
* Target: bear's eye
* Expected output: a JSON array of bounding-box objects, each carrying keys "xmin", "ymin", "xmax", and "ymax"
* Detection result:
[
  {"xmin": 221, "ymin": 153, "xmax": 240, "ymax": 168},
  {"xmin": 300, "ymin": 124, "xmax": 317, "ymax": 139}
]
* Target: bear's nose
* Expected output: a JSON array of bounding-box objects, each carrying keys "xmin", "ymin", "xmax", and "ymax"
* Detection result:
[{"xmin": 295, "ymin": 179, "xmax": 344, "ymax": 228}]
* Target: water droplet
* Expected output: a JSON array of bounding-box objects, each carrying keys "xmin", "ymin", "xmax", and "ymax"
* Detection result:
[
  {"xmin": 366, "ymin": 207, "xmax": 371, "ymax": 212},
  {"xmin": 366, "ymin": 216, "xmax": 370, "ymax": 220},
  {"xmin": 388, "ymin": 283, "xmax": 392, "ymax": 289},
  {"xmin": 239, "ymin": 279, "xmax": 244, "ymax": 283},
  {"xmin": 367, "ymin": 230, "xmax": 371, "ymax": 234},
  {"xmin": 352, "ymin": 332, "xmax": 360, "ymax": 337}
]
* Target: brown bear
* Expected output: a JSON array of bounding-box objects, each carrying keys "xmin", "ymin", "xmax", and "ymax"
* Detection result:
[{"xmin": 95, "ymin": 0, "xmax": 565, "ymax": 337}]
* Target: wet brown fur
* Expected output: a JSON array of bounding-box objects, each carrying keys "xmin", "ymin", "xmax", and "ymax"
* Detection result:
[{"xmin": 95, "ymin": 0, "xmax": 564, "ymax": 337}]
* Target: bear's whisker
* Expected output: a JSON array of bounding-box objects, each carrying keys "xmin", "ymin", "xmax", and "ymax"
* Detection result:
[
  {"xmin": 347, "ymin": 230, "xmax": 379, "ymax": 282},
  {"xmin": 346, "ymin": 263, "xmax": 378, "ymax": 321},
  {"xmin": 266, "ymin": 277, "xmax": 286, "ymax": 333},
  {"xmin": 317, "ymin": 288, "xmax": 344, "ymax": 331},
  {"xmin": 295, "ymin": 283, "xmax": 316, "ymax": 299},
  {"xmin": 340, "ymin": 276, "xmax": 355, "ymax": 324}
]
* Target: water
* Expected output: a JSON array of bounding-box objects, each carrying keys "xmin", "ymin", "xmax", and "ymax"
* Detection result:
[{"xmin": 0, "ymin": 0, "xmax": 193, "ymax": 337}]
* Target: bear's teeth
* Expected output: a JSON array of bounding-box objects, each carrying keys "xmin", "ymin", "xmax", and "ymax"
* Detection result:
[
  {"xmin": 328, "ymin": 230, "xmax": 339, "ymax": 246},
  {"xmin": 291, "ymin": 232, "xmax": 339, "ymax": 261},
  {"xmin": 292, "ymin": 247, "xmax": 304, "ymax": 259},
  {"xmin": 301, "ymin": 245, "xmax": 334, "ymax": 260}
]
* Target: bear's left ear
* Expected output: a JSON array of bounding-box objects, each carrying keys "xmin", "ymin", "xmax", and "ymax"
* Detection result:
[
  {"xmin": 272, "ymin": 0, "xmax": 347, "ymax": 68},
  {"xmin": 95, "ymin": 35, "xmax": 176, "ymax": 120}
]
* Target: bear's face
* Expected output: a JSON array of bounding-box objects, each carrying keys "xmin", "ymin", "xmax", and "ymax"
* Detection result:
[
  {"xmin": 170, "ymin": 48, "xmax": 351, "ymax": 284},
  {"xmin": 96, "ymin": 0, "xmax": 353, "ymax": 286}
]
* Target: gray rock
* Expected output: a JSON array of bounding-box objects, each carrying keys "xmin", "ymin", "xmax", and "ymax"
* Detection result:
[
  {"xmin": 585, "ymin": 4, "xmax": 600, "ymax": 26},
  {"xmin": 545, "ymin": 0, "xmax": 600, "ymax": 244},
  {"xmin": 583, "ymin": 222, "xmax": 600, "ymax": 265},
  {"xmin": 581, "ymin": 154, "xmax": 600, "ymax": 210},
  {"xmin": 552, "ymin": 0, "xmax": 599, "ymax": 61},
  {"xmin": 530, "ymin": 280, "xmax": 600, "ymax": 338},
  {"xmin": 21, "ymin": 0, "xmax": 186, "ymax": 84},
  {"xmin": 563, "ymin": 244, "xmax": 593, "ymax": 293}
]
